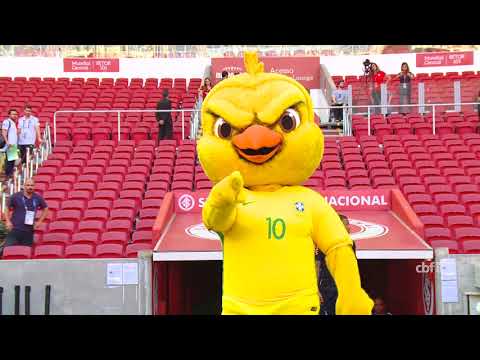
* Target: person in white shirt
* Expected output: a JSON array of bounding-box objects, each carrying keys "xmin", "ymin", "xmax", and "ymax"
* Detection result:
[
  {"xmin": 331, "ymin": 80, "xmax": 349, "ymax": 125},
  {"xmin": 2, "ymin": 109, "xmax": 19, "ymax": 180},
  {"xmin": 18, "ymin": 104, "xmax": 41, "ymax": 165}
]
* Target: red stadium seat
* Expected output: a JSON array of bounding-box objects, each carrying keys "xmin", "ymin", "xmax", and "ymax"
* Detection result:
[
  {"xmin": 440, "ymin": 204, "xmax": 466, "ymax": 216},
  {"xmin": 122, "ymin": 181, "xmax": 145, "ymax": 192},
  {"xmin": 126, "ymin": 243, "xmax": 152, "ymax": 258},
  {"xmin": 446, "ymin": 215, "xmax": 474, "ymax": 229},
  {"xmin": 97, "ymin": 182, "xmax": 121, "ymax": 194},
  {"xmin": 110, "ymin": 208, "xmax": 136, "ymax": 221},
  {"xmin": 48, "ymin": 220, "xmax": 76, "ymax": 235},
  {"xmin": 348, "ymin": 178, "xmax": 371, "ymax": 188},
  {"xmin": 433, "ymin": 193, "xmax": 459, "ymax": 206},
  {"xmin": 136, "ymin": 219, "xmax": 156, "ymax": 231},
  {"xmin": 429, "ymin": 240, "xmax": 459, "ymax": 253},
  {"xmin": 454, "ymin": 227, "xmax": 480, "ymax": 242},
  {"xmin": 106, "ymin": 219, "xmax": 132, "ymax": 232},
  {"xmin": 424, "ymin": 227, "xmax": 452, "ymax": 242},
  {"xmin": 78, "ymin": 220, "xmax": 104, "ymax": 235},
  {"xmin": 71, "ymin": 232, "xmax": 99, "ymax": 246},
  {"xmin": 461, "ymin": 240, "xmax": 480, "ymax": 254},
  {"xmin": 372, "ymin": 177, "xmax": 396, "ymax": 188},
  {"xmin": 113, "ymin": 199, "xmax": 137, "ymax": 210},
  {"xmin": 2, "ymin": 246, "xmax": 32, "ymax": 259},
  {"xmin": 94, "ymin": 190, "xmax": 117, "ymax": 201},
  {"xmin": 413, "ymin": 204, "xmax": 438, "ymax": 216},
  {"xmin": 419, "ymin": 215, "xmax": 444, "ymax": 228},
  {"xmin": 95, "ymin": 244, "xmax": 124, "ymax": 258},
  {"xmin": 33, "ymin": 245, "xmax": 65, "ymax": 259},
  {"xmin": 132, "ymin": 230, "xmax": 153, "ymax": 244},
  {"xmin": 103, "ymin": 174, "xmax": 125, "ymax": 184},
  {"xmin": 65, "ymin": 244, "xmax": 94, "ymax": 258},
  {"xmin": 100, "ymin": 231, "xmax": 129, "ymax": 245},
  {"xmin": 41, "ymin": 233, "xmax": 70, "ymax": 246},
  {"xmin": 141, "ymin": 199, "xmax": 162, "ymax": 209},
  {"xmin": 171, "ymin": 181, "xmax": 192, "ymax": 191},
  {"xmin": 407, "ymin": 194, "xmax": 433, "ymax": 205},
  {"xmin": 147, "ymin": 181, "xmax": 169, "ymax": 192},
  {"xmin": 72, "ymin": 183, "xmax": 96, "ymax": 193}
]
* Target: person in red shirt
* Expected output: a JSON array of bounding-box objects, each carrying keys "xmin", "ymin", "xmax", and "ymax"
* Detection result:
[
  {"xmin": 369, "ymin": 63, "xmax": 389, "ymax": 114},
  {"xmin": 198, "ymin": 77, "xmax": 213, "ymax": 100}
]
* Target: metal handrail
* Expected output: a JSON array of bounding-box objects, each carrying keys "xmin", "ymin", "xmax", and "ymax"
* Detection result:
[
  {"xmin": 53, "ymin": 109, "xmax": 201, "ymax": 145},
  {"xmin": 314, "ymin": 101, "xmax": 480, "ymax": 136}
]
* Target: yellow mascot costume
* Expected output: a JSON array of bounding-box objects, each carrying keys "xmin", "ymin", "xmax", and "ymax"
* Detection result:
[{"xmin": 197, "ymin": 51, "xmax": 373, "ymax": 315}]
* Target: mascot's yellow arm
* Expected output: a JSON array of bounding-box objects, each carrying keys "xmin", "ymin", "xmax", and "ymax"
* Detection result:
[
  {"xmin": 202, "ymin": 171, "xmax": 246, "ymax": 233},
  {"xmin": 312, "ymin": 193, "xmax": 374, "ymax": 315},
  {"xmin": 326, "ymin": 247, "xmax": 374, "ymax": 315}
]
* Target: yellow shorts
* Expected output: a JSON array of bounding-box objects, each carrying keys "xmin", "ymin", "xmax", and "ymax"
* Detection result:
[{"xmin": 221, "ymin": 292, "xmax": 320, "ymax": 315}]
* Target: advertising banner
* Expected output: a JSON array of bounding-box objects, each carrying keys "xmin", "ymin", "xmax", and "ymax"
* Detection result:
[
  {"xmin": 63, "ymin": 58, "xmax": 120, "ymax": 72},
  {"xmin": 416, "ymin": 51, "xmax": 474, "ymax": 67},
  {"xmin": 211, "ymin": 56, "xmax": 320, "ymax": 89}
]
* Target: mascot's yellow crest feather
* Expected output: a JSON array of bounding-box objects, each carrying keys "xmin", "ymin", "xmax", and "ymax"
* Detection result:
[{"xmin": 244, "ymin": 51, "xmax": 264, "ymax": 75}]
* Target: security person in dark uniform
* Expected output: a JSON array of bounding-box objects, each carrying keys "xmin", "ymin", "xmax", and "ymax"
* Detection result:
[
  {"xmin": 316, "ymin": 213, "xmax": 355, "ymax": 315},
  {"xmin": 156, "ymin": 89, "xmax": 173, "ymax": 141}
]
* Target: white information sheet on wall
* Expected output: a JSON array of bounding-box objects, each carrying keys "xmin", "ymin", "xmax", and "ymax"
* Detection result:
[
  {"xmin": 107, "ymin": 263, "xmax": 123, "ymax": 285},
  {"xmin": 440, "ymin": 258, "xmax": 457, "ymax": 281},
  {"xmin": 441, "ymin": 280, "xmax": 459, "ymax": 303},
  {"xmin": 122, "ymin": 263, "xmax": 138, "ymax": 285}
]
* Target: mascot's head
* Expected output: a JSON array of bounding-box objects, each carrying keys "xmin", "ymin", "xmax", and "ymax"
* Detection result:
[{"xmin": 197, "ymin": 51, "xmax": 324, "ymax": 188}]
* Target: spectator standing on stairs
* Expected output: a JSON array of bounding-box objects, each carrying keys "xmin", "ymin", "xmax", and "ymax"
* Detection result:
[
  {"xmin": 18, "ymin": 104, "xmax": 42, "ymax": 165},
  {"xmin": 156, "ymin": 89, "xmax": 173, "ymax": 141},
  {"xmin": 198, "ymin": 77, "xmax": 213, "ymax": 101},
  {"xmin": 388, "ymin": 62, "xmax": 414, "ymax": 115},
  {"xmin": 331, "ymin": 80, "xmax": 349, "ymax": 127},
  {"xmin": 2, "ymin": 109, "xmax": 19, "ymax": 188},
  {"xmin": 368, "ymin": 63, "xmax": 389, "ymax": 115}
]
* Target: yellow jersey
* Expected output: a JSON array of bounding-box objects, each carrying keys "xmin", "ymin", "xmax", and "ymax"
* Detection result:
[{"xmin": 220, "ymin": 186, "xmax": 352, "ymax": 314}]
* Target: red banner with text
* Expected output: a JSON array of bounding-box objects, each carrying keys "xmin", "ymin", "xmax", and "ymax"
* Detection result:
[
  {"xmin": 172, "ymin": 189, "xmax": 392, "ymax": 214},
  {"xmin": 416, "ymin": 51, "xmax": 474, "ymax": 67},
  {"xmin": 63, "ymin": 58, "xmax": 120, "ymax": 72},
  {"xmin": 211, "ymin": 56, "xmax": 320, "ymax": 89}
]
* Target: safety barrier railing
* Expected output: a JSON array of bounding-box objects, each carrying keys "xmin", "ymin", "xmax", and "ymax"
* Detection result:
[
  {"xmin": 53, "ymin": 109, "xmax": 200, "ymax": 145},
  {"xmin": 314, "ymin": 101, "xmax": 480, "ymax": 137}
]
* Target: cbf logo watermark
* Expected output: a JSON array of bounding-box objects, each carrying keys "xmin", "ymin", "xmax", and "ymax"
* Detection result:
[
  {"xmin": 178, "ymin": 194, "xmax": 195, "ymax": 211},
  {"xmin": 416, "ymin": 262, "xmax": 438, "ymax": 273}
]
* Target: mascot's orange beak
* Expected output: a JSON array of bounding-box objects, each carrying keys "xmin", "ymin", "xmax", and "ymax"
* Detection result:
[{"xmin": 232, "ymin": 125, "xmax": 283, "ymax": 164}]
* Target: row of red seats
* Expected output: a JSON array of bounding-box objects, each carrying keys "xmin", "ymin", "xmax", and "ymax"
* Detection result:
[
  {"xmin": 321, "ymin": 135, "xmax": 480, "ymax": 252},
  {"xmin": 0, "ymin": 76, "xmax": 202, "ymax": 88},
  {"xmin": 2, "ymin": 243, "xmax": 152, "ymax": 260}
]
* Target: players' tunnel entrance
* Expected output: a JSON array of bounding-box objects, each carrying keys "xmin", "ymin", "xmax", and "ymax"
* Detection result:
[{"xmin": 152, "ymin": 258, "xmax": 431, "ymax": 315}]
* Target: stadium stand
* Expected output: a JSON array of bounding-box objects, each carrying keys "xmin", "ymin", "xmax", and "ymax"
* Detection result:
[{"xmin": 1, "ymin": 72, "xmax": 480, "ymax": 259}]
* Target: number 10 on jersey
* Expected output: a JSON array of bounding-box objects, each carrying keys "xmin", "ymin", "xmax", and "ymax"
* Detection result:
[{"xmin": 266, "ymin": 217, "xmax": 286, "ymax": 240}]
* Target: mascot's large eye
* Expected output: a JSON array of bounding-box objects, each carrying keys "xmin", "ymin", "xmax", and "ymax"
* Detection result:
[
  {"xmin": 214, "ymin": 117, "xmax": 233, "ymax": 139},
  {"xmin": 279, "ymin": 108, "xmax": 300, "ymax": 133}
]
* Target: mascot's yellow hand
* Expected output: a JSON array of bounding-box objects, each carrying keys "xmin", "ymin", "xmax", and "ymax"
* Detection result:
[
  {"xmin": 336, "ymin": 288, "xmax": 374, "ymax": 315},
  {"xmin": 209, "ymin": 171, "xmax": 247, "ymax": 209}
]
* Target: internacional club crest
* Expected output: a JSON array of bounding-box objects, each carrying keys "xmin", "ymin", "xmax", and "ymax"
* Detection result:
[
  {"xmin": 295, "ymin": 202, "xmax": 305, "ymax": 212},
  {"xmin": 178, "ymin": 194, "xmax": 195, "ymax": 211}
]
